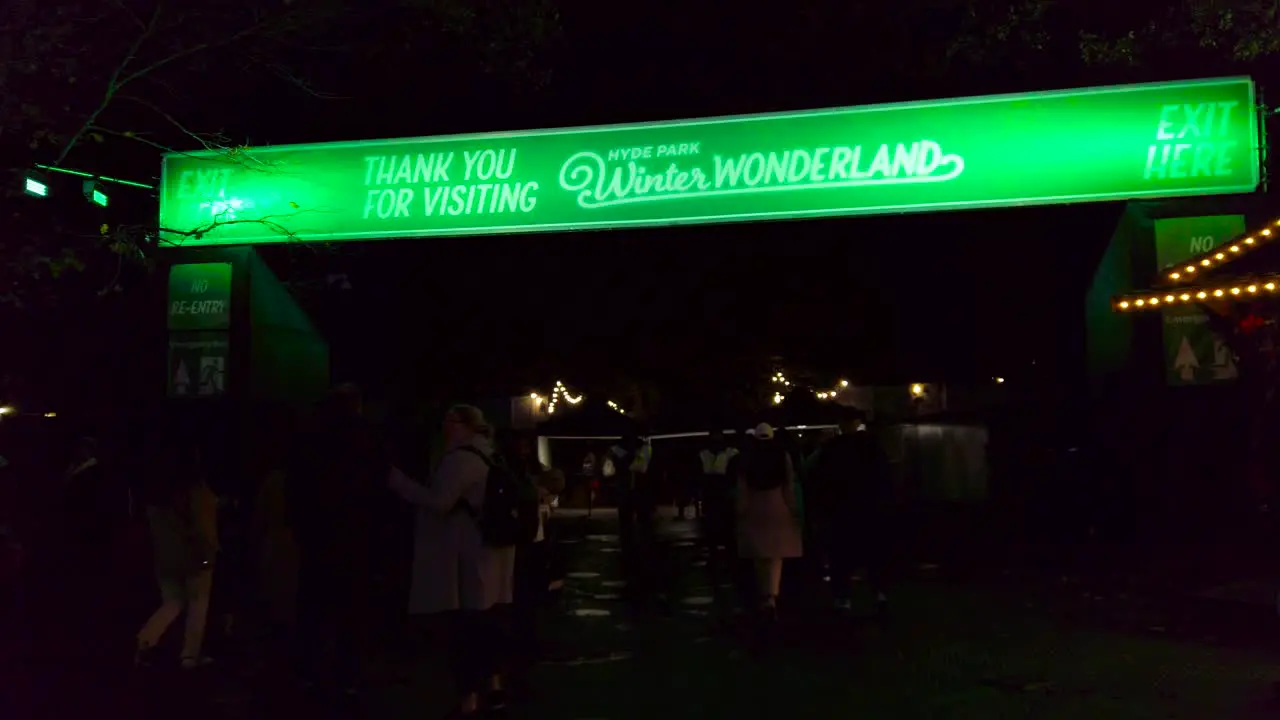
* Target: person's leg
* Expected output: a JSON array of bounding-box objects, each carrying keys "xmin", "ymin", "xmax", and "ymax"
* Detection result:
[
  {"xmin": 826, "ymin": 527, "xmax": 856, "ymax": 609},
  {"xmin": 331, "ymin": 572, "xmax": 362, "ymax": 692},
  {"xmin": 136, "ymin": 580, "xmax": 184, "ymax": 653},
  {"xmin": 753, "ymin": 558, "xmax": 777, "ymax": 608},
  {"xmin": 293, "ymin": 554, "xmax": 326, "ymax": 683},
  {"xmin": 450, "ymin": 610, "xmax": 486, "ymax": 714},
  {"xmin": 180, "ymin": 569, "xmax": 214, "ymax": 665}
]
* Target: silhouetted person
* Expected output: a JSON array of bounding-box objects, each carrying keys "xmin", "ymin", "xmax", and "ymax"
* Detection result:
[
  {"xmin": 809, "ymin": 411, "xmax": 893, "ymax": 615},
  {"xmin": 287, "ymin": 384, "xmax": 386, "ymax": 696},
  {"xmin": 390, "ymin": 404, "xmax": 518, "ymax": 716},
  {"xmin": 135, "ymin": 441, "xmax": 218, "ymax": 668},
  {"xmin": 736, "ymin": 423, "xmax": 802, "ymax": 626}
]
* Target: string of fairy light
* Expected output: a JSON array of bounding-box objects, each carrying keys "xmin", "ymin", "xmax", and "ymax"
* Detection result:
[
  {"xmin": 1114, "ymin": 216, "xmax": 1280, "ymax": 313},
  {"xmin": 529, "ymin": 380, "xmax": 583, "ymax": 415},
  {"xmin": 529, "ymin": 381, "xmax": 630, "ymax": 415}
]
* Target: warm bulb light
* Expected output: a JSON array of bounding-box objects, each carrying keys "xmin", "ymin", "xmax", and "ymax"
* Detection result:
[
  {"xmin": 1164, "ymin": 295, "xmax": 1174, "ymax": 302},
  {"xmin": 1231, "ymin": 287, "xmax": 1241, "ymax": 295},
  {"xmin": 1231, "ymin": 245, "xmax": 1241, "ymax": 253},
  {"xmin": 1216, "ymin": 252, "xmax": 1226, "ymax": 260},
  {"xmin": 1135, "ymin": 299, "xmax": 1145, "ymax": 306},
  {"xmin": 1246, "ymin": 237, "xmax": 1256, "ymax": 244},
  {"xmin": 1170, "ymin": 272, "xmax": 1181, "ymax": 280},
  {"xmin": 1179, "ymin": 293, "xmax": 1190, "ymax": 301},
  {"xmin": 1213, "ymin": 289, "xmax": 1224, "ymax": 297},
  {"xmin": 1201, "ymin": 259, "xmax": 1212, "ymax": 266},
  {"xmin": 1196, "ymin": 291, "xmax": 1207, "ymax": 299},
  {"xmin": 1263, "ymin": 229, "xmax": 1272, "ymax": 237},
  {"xmin": 839, "ymin": 379, "xmax": 849, "ymax": 387},
  {"xmin": 1118, "ymin": 301, "xmax": 1130, "ymax": 309},
  {"xmin": 1248, "ymin": 285, "xmax": 1258, "ymax": 293},
  {"xmin": 909, "ymin": 383, "xmax": 925, "ymax": 397},
  {"xmin": 1267, "ymin": 283, "xmax": 1277, "ymax": 291},
  {"xmin": 1186, "ymin": 266, "xmax": 1196, "ymax": 273}
]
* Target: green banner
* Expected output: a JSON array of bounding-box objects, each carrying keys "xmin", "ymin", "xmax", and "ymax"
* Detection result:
[
  {"xmin": 1153, "ymin": 215, "xmax": 1245, "ymax": 385},
  {"xmin": 168, "ymin": 332, "xmax": 230, "ymax": 398},
  {"xmin": 159, "ymin": 77, "xmax": 1259, "ymax": 246},
  {"xmin": 168, "ymin": 263, "xmax": 232, "ymax": 330}
]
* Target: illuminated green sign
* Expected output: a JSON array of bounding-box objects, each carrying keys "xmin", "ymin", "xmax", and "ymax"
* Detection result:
[
  {"xmin": 168, "ymin": 262, "xmax": 232, "ymax": 330},
  {"xmin": 160, "ymin": 77, "xmax": 1259, "ymax": 246}
]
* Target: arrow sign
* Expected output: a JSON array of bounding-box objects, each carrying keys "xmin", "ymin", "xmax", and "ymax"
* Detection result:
[
  {"xmin": 173, "ymin": 360, "xmax": 191, "ymax": 395},
  {"xmin": 1174, "ymin": 335, "xmax": 1199, "ymax": 382}
]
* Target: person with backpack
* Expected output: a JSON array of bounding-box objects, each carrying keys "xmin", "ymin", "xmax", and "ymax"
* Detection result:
[
  {"xmin": 736, "ymin": 423, "xmax": 803, "ymax": 625},
  {"xmin": 389, "ymin": 404, "xmax": 534, "ymax": 717}
]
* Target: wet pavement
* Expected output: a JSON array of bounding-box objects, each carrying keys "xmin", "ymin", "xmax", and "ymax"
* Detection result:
[{"xmin": 16, "ymin": 509, "xmax": 1280, "ymax": 719}]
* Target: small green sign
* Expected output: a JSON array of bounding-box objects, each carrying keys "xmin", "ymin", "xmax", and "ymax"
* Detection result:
[
  {"xmin": 159, "ymin": 77, "xmax": 1259, "ymax": 247},
  {"xmin": 168, "ymin": 263, "xmax": 232, "ymax": 330},
  {"xmin": 168, "ymin": 332, "xmax": 229, "ymax": 398},
  {"xmin": 1153, "ymin": 215, "xmax": 1245, "ymax": 385}
]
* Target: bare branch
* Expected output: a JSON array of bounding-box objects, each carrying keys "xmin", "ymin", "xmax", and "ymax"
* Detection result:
[
  {"xmin": 115, "ymin": 19, "xmax": 265, "ymax": 89},
  {"xmin": 159, "ymin": 214, "xmax": 306, "ymax": 245},
  {"xmin": 53, "ymin": 1, "xmax": 163, "ymax": 166},
  {"xmin": 267, "ymin": 62, "xmax": 350, "ymax": 100},
  {"xmin": 118, "ymin": 95, "xmax": 232, "ymax": 149}
]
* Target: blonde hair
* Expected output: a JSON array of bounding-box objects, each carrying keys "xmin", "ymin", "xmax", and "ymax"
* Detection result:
[{"xmin": 445, "ymin": 404, "xmax": 493, "ymax": 439}]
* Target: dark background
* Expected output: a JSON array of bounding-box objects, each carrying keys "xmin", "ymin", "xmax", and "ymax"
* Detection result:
[{"xmin": 4, "ymin": 0, "xmax": 1275, "ymax": 410}]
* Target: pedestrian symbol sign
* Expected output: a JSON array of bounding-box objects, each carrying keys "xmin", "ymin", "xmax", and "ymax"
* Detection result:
[
  {"xmin": 1154, "ymin": 215, "xmax": 1245, "ymax": 386},
  {"xmin": 168, "ymin": 332, "xmax": 229, "ymax": 399},
  {"xmin": 199, "ymin": 356, "xmax": 225, "ymax": 395}
]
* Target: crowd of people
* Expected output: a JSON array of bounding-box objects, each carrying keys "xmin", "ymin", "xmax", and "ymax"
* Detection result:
[
  {"xmin": 1, "ymin": 386, "xmax": 895, "ymax": 717},
  {"xmin": 600, "ymin": 412, "xmax": 895, "ymax": 640}
]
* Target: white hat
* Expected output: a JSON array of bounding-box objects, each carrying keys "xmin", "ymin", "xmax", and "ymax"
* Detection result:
[{"xmin": 753, "ymin": 422, "xmax": 775, "ymax": 440}]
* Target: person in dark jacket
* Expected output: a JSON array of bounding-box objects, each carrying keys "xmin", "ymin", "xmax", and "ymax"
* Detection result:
[
  {"xmin": 809, "ymin": 411, "xmax": 894, "ymax": 615},
  {"xmin": 286, "ymin": 384, "xmax": 388, "ymax": 696}
]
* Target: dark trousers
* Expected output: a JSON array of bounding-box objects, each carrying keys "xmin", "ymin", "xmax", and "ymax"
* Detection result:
[
  {"xmin": 449, "ymin": 608, "xmax": 504, "ymax": 695},
  {"xmin": 294, "ymin": 553, "xmax": 360, "ymax": 687},
  {"xmin": 823, "ymin": 520, "xmax": 890, "ymax": 601},
  {"xmin": 513, "ymin": 542, "xmax": 549, "ymax": 671}
]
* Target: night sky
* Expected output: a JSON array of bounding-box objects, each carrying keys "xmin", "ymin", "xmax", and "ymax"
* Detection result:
[{"xmin": 14, "ymin": 0, "xmax": 1275, "ymax": 404}]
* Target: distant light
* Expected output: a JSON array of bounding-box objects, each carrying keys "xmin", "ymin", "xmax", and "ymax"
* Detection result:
[
  {"xmin": 0, "ymin": 406, "xmax": 13, "ymax": 416},
  {"xmin": 839, "ymin": 380, "xmax": 849, "ymax": 387},
  {"xmin": 24, "ymin": 176, "xmax": 48, "ymax": 197},
  {"xmin": 83, "ymin": 179, "xmax": 108, "ymax": 207},
  {"xmin": 995, "ymin": 377, "xmax": 1005, "ymax": 384},
  {"xmin": 44, "ymin": 412, "xmax": 56, "ymax": 418},
  {"xmin": 909, "ymin": 384, "xmax": 925, "ymax": 397}
]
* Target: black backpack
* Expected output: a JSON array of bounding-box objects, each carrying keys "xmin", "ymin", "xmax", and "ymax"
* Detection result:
[{"xmin": 456, "ymin": 447, "xmax": 540, "ymax": 547}]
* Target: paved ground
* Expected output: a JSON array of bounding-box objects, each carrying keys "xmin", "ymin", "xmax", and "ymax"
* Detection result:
[
  {"xmin": 15, "ymin": 509, "xmax": 1280, "ymax": 719},
  {"xmin": 502, "ymin": 514, "xmax": 1280, "ymax": 720}
]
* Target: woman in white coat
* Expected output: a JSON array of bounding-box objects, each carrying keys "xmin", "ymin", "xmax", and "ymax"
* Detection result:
[{"xmin": 389, "ymin": 405, "xmax": 515, "ymax": 717}]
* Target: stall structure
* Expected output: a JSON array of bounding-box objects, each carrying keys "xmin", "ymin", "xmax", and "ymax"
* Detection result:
[{"xmin": 1111, "ymin": 214, "xmax": 1280, "ymax": 527}]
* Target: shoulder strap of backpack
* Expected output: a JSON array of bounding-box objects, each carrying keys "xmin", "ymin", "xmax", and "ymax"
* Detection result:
[
  {"xmin": 452, "ymin": 445, "xmax": 492, "ymax": 466},
  {"xmin": 449, "ymin": 446, "xmax": 492, "ymax": 518}
]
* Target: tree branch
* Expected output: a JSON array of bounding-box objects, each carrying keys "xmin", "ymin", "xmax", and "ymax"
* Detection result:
[
  {"xmin": 53, "ymin": 1, "xmax": 163, "ymax": 166},
  {"xmin": 158, "ymin": 214, "xmax": 310, "ymax": 244}
]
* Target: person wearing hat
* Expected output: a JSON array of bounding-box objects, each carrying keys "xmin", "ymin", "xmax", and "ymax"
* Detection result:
[{"xmin": 736, "ymin": 423, "xmax": 803, "ymax": 622}]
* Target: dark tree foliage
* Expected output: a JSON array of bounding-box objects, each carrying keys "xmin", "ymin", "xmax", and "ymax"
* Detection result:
[{"xmin": 1, "ymin": 0, "xmax": 561, "ymax": 310}]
